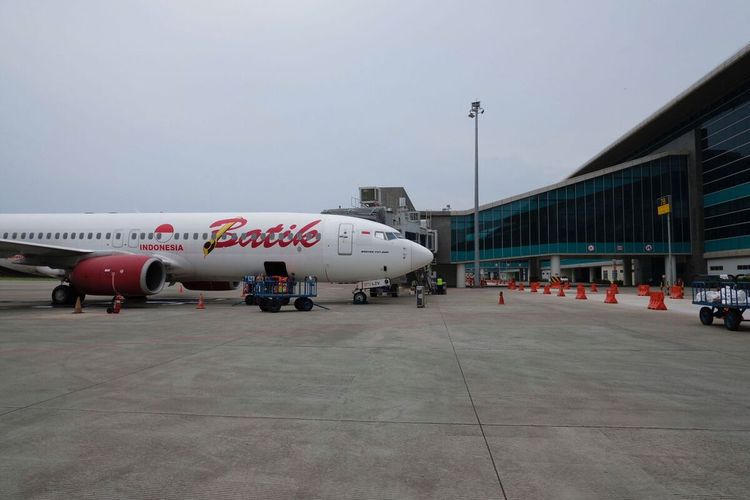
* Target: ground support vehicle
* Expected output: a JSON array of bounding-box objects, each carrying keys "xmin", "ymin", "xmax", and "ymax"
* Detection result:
[
  {"xmin": 691, "ymin": 275, "xmax": 749, "ymax": 331},
  {"xmin": 242, "ymin": 276, "xmax": 317, "ymax": 312}
]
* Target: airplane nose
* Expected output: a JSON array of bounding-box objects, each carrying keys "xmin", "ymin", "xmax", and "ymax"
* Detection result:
[{"xmin": 411, "ymin": 242, "xmax": 433, "ymax": 270}]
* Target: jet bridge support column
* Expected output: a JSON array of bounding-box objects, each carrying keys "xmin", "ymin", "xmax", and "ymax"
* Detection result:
[{"xmin": 550, "ymin": 255, "xmax": 561, "ymax": 280}]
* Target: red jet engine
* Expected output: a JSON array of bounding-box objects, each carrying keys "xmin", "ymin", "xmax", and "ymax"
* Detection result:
[{"xmin": 69, "ymin": 255, "xmax": 166, "ymax": 296}]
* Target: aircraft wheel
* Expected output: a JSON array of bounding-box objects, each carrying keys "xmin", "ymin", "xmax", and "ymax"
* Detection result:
[
  {"xmin": 245, "ymin": 294, "xmax": 256, "ymax": 305},
  {"xmin": 699, "ymin": 307, "xmax": 714, "ymax": 325},
  {"xmin": 724, "ymin": 309, "xmax": 742, "ymax": 331},
  {"xmin": 52, "ymin": 285, "xmax": 76, "ymax": 306},
  {"xmin": 353, "ymin": 291, "xmax": 367, "ymax": 305},
  {"xmin": 294, "ymin": 297, "xmax": 314, "ymax": 311}
]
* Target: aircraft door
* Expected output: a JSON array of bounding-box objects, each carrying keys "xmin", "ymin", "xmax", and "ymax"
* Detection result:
[
  {"xmin": 128, "ymin": 229, "xmax": 141, "ymax": 248},
  {"xmin": 338, "ymin": 223, "xmax": 353, "ymax": 255}
]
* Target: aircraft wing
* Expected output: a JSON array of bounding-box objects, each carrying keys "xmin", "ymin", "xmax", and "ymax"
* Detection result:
[{"xmin": 0, "ymin": 239, "xmax": 95, "ymax": 268}]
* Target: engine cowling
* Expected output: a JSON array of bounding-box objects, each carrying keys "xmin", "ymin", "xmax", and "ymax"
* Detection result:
[
  {"xmin": 181, "ymin": 281, "xmax": 240, "ymax": 291},
  {"xmin": 69, "ymin": 255, "xmax": 166, "ymax": 296}
]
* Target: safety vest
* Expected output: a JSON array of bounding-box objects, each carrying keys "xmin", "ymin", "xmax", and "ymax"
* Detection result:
[{"xmin": 437, "ymin": 278, "xmax": 444, "ymax": 286}]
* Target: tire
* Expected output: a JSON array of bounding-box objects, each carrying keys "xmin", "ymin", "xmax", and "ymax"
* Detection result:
[
  {"xmin": 281, "ymin": 297, "xmax": 290, "ymax": 306},
  {"xmin": 267, "ymin": 299, "xmax": 282, "ymax": 313},
  {"xmin": 295, "ymin": 297, "xmax": 313, "ymax": 311},
  {"xmin": 353, "ymin": 291, "xmax": 367, "ymax": 305},
  {"xmin": 699, "ymin": 307, "xmax": 714, "ymax": 326},
  {"xmin": 51, "ymin": 285, "xmax": 76, "ymax": 306},
  {"xmin": 245, "ymin": 294, "xmax": 256, "ymax": 305},
  {"xmin": 724, "ymin": 309, "xmax": 742, "ymax": 331},
  {"xmin": 258, "ymin": 298, "xmax": 270, "ymax": 312}
]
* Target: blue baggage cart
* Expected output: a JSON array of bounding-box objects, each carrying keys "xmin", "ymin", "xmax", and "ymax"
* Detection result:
[
  {"xmin": 691, "ymin": 275, "xmax": 749, "ymax": 330},
  {"xmin": 242, "ymin": 276, "xmax": 317, "ymax": 312}
]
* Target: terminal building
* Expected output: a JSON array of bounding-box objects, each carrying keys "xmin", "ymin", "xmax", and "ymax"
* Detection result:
[
  {"xmin": 329, "ymin": 45, "xmax": 750, "ymax": 288},
  {"xmin": 427, "ymin": 44, "xmax": 750, "ymax": 287}
]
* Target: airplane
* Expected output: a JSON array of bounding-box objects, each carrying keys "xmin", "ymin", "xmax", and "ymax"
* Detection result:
[{"xmin": 0, "ymin": 212, "xmax": 434, "ymax": 306}]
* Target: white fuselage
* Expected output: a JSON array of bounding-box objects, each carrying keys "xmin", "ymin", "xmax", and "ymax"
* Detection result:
[{"xmin": 0, "ymin": 212, "xmax": 433, "ymax": 285}]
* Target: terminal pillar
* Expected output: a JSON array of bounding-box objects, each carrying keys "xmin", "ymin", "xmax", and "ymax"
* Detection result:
[
  {"xmin": 664, "ymin": 255, "xmax": 676, "ymax": 286},
  {"xmin": 588, "ymin": 267, "xmax": 599, "ymax": 283},
  {"xmin": 550, "ymin": 255, "xmax": 561, "ymax": 280},
  {"xmin": 623, "ymin": 257, "xmax": 633, "ymax": 286},
  {"xmin": 456, "ymin": 263, "xmax": 466, "ymax": 288},
  {"xmin": 528, "ymin": 257, "xmax": 540, "ymax": 282},
  {"xmin": 633, "ymin": 258, "xmax": 643, "ymax": 285}
]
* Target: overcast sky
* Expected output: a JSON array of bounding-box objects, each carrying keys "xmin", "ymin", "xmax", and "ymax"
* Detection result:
[{"xmin": 1, "ymin": 1, "xmax": 749, "ymax": 214}]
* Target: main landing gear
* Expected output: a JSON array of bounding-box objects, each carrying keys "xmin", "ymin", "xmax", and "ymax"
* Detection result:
[{"xmin": 51, "ymin": 284, "xmax": 85, "ymax": 306}]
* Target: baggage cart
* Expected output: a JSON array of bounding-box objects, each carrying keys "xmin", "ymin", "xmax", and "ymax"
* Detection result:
[{"xmin": 691, "ymin": 275, "xmax": 749, "ymax": 330}]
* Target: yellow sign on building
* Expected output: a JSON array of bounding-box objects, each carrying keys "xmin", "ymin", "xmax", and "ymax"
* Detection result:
[{"xmin": 657, "ymin": 196, "xmax": 671, "ymax": 216}]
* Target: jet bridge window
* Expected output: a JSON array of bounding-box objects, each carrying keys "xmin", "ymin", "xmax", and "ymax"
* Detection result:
[{"xmin": 374, "ymin": 231, "xmax": 385, "ymax": 240}]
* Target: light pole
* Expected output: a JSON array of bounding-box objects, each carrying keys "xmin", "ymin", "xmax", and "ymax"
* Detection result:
[{"xmin": 468, "ymin": 100, "xmax": 484, "ymax": 288}]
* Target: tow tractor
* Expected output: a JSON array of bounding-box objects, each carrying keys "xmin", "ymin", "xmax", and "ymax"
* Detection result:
[
  {"xmin": 352, "ymin": 278, "xmax": 391, "ymax": 304},
  {"xmin": 691, "ymin": 274, "xmax": 749, "ymax": 331},
  {"xmin": 242, "ymin": 275, "xmax": 317, "ymax": 312}
]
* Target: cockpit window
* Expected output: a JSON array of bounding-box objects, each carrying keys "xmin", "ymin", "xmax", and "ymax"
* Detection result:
[
  {"xmin": 386, "ymin": 232, "xmax": 398, "ymax": 240},
  {"xmin": 374, "ymin": 231, "xmax": 385, "ymax": 240}
]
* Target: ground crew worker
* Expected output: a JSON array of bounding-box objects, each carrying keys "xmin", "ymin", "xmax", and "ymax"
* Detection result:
[{"xmin": 436, "ymin": 276, "xmax": 445, "ymax": 295}]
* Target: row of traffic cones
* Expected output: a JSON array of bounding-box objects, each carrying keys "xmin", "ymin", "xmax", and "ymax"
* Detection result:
[{"xmin": 497, "ymin": 282, "xmax": 667, "ymax": 310}]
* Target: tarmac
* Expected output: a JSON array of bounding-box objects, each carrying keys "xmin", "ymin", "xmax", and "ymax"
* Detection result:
[{"xmin": 1, "ymin": 279, "xmax": 749, "ymax": 499}]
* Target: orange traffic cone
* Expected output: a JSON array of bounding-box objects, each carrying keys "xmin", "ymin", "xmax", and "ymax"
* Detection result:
[
  {"xmin": 73, "ymin": 296, "xmax": 83, "ymax": 314},
  {"xmin": 604, "ymin": 288, "xmax": 618, "ymax": 304},
  {"xmin": 518, "ymin": 282, "xmax": 524, "ymax": 292},
  {"xmin": 530, "ymin": 282, "xmax": 539, "ymax": 293},
  {"xmin": 648, "ymin": 291, "xmax": 668, "ymax": 310},
  {"xmin": 557, "ymin": 285, "xmax": 566, "ymax": 297},
  {"xmin": 611, "ymin": 283, "xmax": 619, "ymax": 294},
  {"xmin": 590, "ymin": 283, "xmax": 598, "ymax": 293},
  {"xmin": 543, "ymin": 284, "xmax": 551, "ymax": 295},
  {"xmin": 575, "ymin": 284, "xmax": 587, "ymax": 300},
  {"xmin": 498, "ymin": 291, "xmax": 505, "ymax": 305},
  {"xmin": 196, "ymin": 293, "xmax": 206, "ymax": 310}
]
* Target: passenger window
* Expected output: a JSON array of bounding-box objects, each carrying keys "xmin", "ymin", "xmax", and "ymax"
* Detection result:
[
  {"xmin": 55, "ymin": 232, "xmax": 60, "ymax": 239},
  {"xmin": 71, "ymin": 233, "xmax": 76, "ymax": 240},
  {"xmin": 174, "ymin": 233, "xmax": 180, "ymax": 240},
  {"xmin": 29, "ymin": 233, "xmax": 34, "ymax": 239},
  {"xmin": 148, "ymin": 233, "xmax": 154, "ymax": 240},
  {"xmin": 2, "ymin": 232, "xmax": 7, "ymax": 238},
  {"xmin": 46, "ymin": 233, "xmax": 51, "ymax": 239},
  {"xmin": 193, "ymin": 233, "xmax": 198, "ymax": 240},
  {"xmin": 140, "ymin": 232, "xmax": 145, "ymax": 239},
  {"xmin": 202, "ymin": 233, "xmax": 208, "ymax": 239},
  {"xmin": 131, "ymin": 233, "xmax": 137, "ymax": 239},
  {"xmin": 96, "ymin": 233, "xmax": 101, "ymax": 239},
  {"xmin": 155, "ymin": 233, "xmax": 161, "ymax": 240},
  {"xmin": 375, "ymin": 231, "xmax": 385, "ymax": 240},
  {"xmin": 63, "ymin": 233, "xmax": 68, "ymax": 239},
  {"xmin": 12, "ymin": 232, "xmax": 17, "ymax": 239},
  {"xmin": 21, "ymin": 232, "xmax": 27, "ymax": 239},
  {"xmin": 38, "ymin": 232, "xmax": 43, "ymax": 238},
  {"xmin": 87, "ymin": 233, "xmax": 93, "ymax": 239},
  {"xmin": 183, "ymin": 233, "xmax": 188, "ymax": 240},
  {"xmin": 114, "ymin": 232, "xmax": 119, "ymax": 239}
]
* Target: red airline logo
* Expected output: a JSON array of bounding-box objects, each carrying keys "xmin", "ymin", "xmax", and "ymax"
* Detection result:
[{"xmin": 203, "ymin": 217, "xmax": 322, "ymax": 256}]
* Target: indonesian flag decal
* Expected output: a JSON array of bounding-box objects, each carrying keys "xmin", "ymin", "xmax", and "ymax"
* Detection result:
[{"xmin": 154, "ymin": 223, "xmax": 174, "ymax": 242}]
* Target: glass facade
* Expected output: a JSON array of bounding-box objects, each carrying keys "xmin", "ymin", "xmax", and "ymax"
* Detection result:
[
  {"xmin": 451, "ymin": 155, "xmax": 690, "ymax": 263},
  {"xmin": 700, "ymin": 85, "xmax": 750, "ymax": 252}
]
